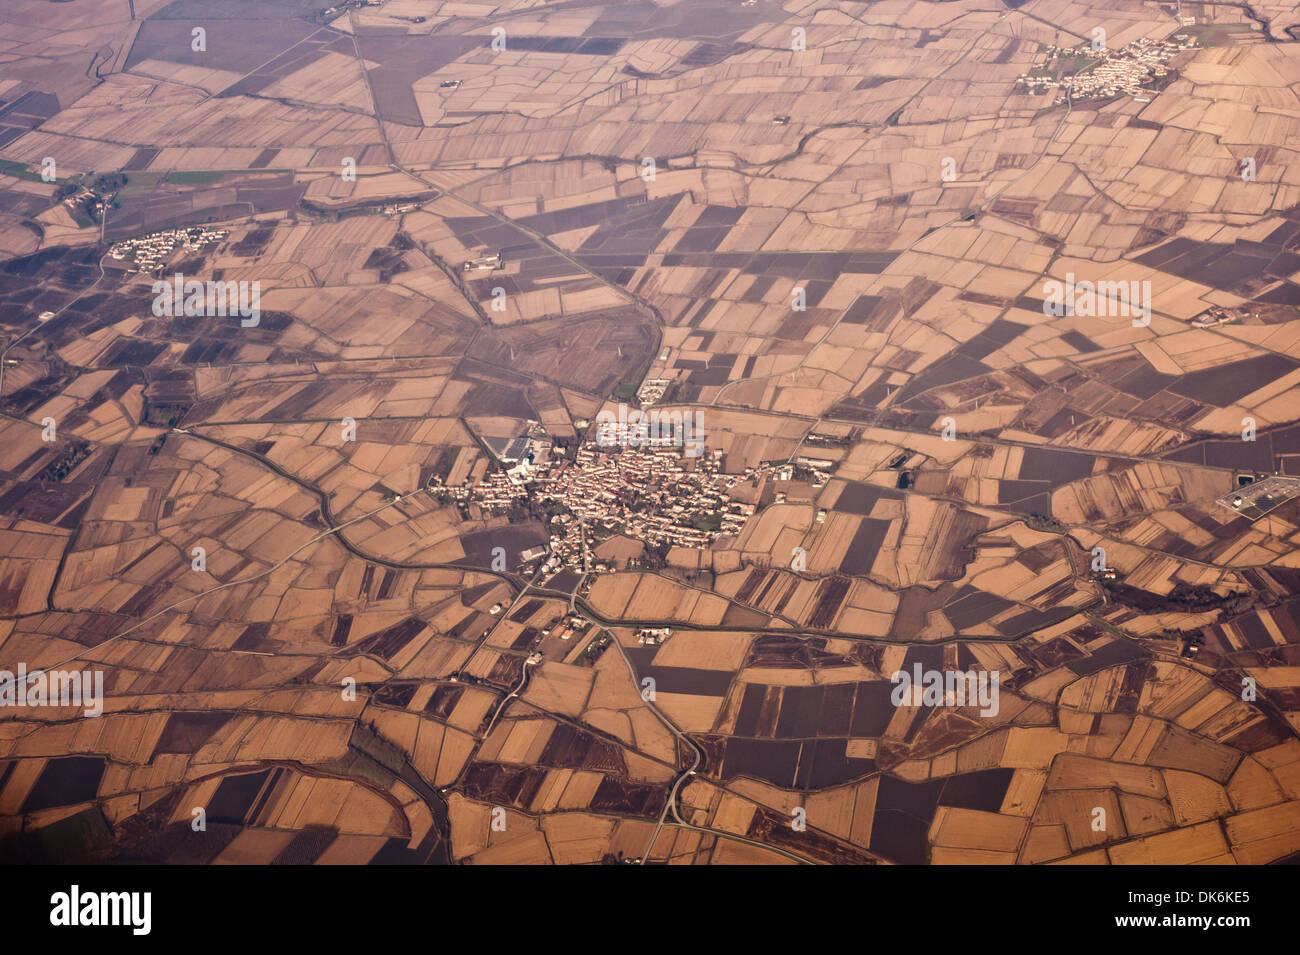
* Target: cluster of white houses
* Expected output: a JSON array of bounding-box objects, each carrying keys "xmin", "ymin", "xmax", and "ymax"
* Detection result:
[
  {"xmin": 109, "ymin": 226, "xmax": 228, "ymax": 274},
  {"xmin": 434, "ymin": 424, "xmax": 761, "ymax": 572},
  {"xmin": 1017, "ymin": 34, "xmax": 1195, "ymax": 104}
]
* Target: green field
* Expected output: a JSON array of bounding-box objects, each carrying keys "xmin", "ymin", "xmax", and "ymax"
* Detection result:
[
  {"xmin": 166, "ymin": 170, "xmax": 229, "ymax": 184},
  {"xmin": 166, "ymin": 168, "xmax": 291, "ymax": 185},
  {"xmin": 1058, "ymin": 54, "xmax": 1101, "ymax": 75},
  {"xmin": 0, "ymin": 158, "xmax": 51, "ymax": 184},
  {"xmin": 117, "ymin": 171, "xmax": 167, "ymax": 194}
]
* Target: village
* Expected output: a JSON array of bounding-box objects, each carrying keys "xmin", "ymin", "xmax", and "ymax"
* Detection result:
[
  {"xmin": 107, "ymin": 225, "xmax": 229, "ymax": 274},
  {"xmin": 430, "ymin": 419, "xmax": 770, "ymax": 575},
  {"xmin": 1017, "ymin": 33, "xmax": 1197, "ymax": 103}
]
